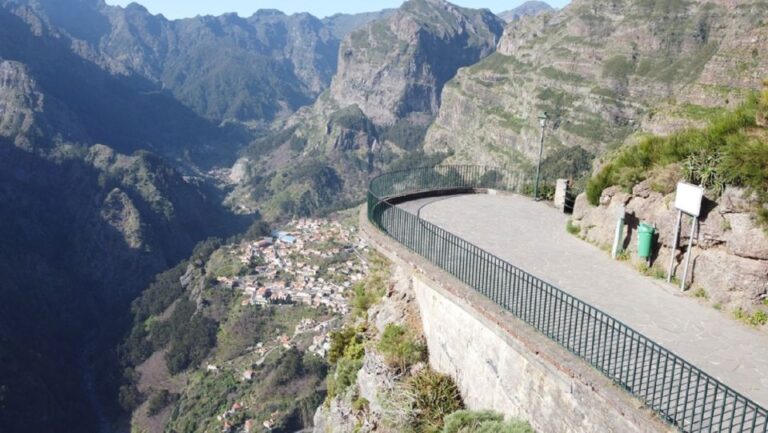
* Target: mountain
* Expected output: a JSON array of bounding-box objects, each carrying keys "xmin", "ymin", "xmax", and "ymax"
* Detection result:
[
  {"xmin": 424, "ymin": 0, "xmax": 768, "ymax": 175},
  {"xmin": 322, "ymin": 9, "xmax": 397, "ymax": 40},
  {"xmin": 0, "ymin": 2, "xmax": 258, "ymax": 430},
  {"xmin": 229, "ymin": 0, "xmax": 506, "ymax": 219},
  {"xmin": 0, "ymin": 2, "xmax": 243, "ymax": 167},
  {"xmin": 498, "ymin": 1, "xmax": 553, "ymax": 22},
  {"xmin": 8, "ymin": 0, "xmax": 386, "ymax": 126},
  {"xmin": 0, "ymin": 142, "xmax": 249, "ymax": 432}
]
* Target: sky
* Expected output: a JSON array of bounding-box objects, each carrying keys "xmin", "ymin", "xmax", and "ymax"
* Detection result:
[{"xmin": 104, "ymin": 0, "xmax": 571, "ymax": 20}]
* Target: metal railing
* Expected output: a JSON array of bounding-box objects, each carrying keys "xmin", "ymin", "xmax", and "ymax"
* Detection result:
[{"xmin": 367, "ymin": 165, "xmax": 768, "ymax": 433}]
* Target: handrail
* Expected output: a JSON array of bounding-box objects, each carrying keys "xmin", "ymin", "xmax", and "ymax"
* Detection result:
[{"xmin": 366, "ymin": 165, "xmax": 768, "ymax": 433}]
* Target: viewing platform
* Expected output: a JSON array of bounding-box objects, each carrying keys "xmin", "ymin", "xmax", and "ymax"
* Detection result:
[
  {"xmin": 366, "ymin": 165, "xmax": 768, "ymax": 433},
  {"xmin": 398, "ymin": 193, "xmax": 768, "ymax": 407}
]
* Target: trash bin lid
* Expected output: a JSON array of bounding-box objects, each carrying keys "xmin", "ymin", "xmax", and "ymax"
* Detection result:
[{"xmin": 638, "ymin": 222, "xmax": 655, "ymax": 233}]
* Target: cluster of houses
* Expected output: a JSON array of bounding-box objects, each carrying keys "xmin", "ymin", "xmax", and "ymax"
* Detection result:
[
  {"xmin": 216, "ymin": 218, "xmax": 370, "ymax": 315},
  {"xmin": 208, "ymin": 218, "xmax": 371, "ymax": 433}
]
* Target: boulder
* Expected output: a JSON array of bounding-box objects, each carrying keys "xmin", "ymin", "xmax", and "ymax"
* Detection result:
[
  {"xmin": 726, "ymin": 213, "xmax": 768, "ymax": 260},
  {"xmin": 719, "ymin": 186, "xmax": 753, "ymax": 214},
  {"xmin": 697, "ymin": 206, "xmax": 728, "ymax": 249},
  {"xmin": 692, "ymin": 248, "xmax": 768, "ymax": 304},
  {"xmin": 572, "ymin": 192, "xmax": 590, "ymax": 221}
]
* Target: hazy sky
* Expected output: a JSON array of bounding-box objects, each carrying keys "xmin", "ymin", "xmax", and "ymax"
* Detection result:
[{"xmin": 104, "ymin": 0, "xmax": 571, "ymax": 19}]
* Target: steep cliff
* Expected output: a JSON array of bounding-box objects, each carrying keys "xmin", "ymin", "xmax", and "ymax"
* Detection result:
[
  {"xmin": 425, "ymin": 0, "xmax": 768, "ymax": 173},
  {"xmin": 230, "ymin": 0, "xmax": 505, "ymax": 219}
]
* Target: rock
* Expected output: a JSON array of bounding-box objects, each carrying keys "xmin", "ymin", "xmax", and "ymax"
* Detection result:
[
  {"xmin": 422, "ymin": 0, "xmax": 766, "ymax": 170},
  {"xmin": 100, "ymin": 188, "xmax": 144, "ymax": 249},
  {"xmin": 720, "ymin": 186, "xmax": 754, "ymax": 214},
  {"xmin": 697, "ymin": 208, "xmax": 728, "ymax": 249},
  {"xmin": 572, "ymin": 192, "xmax": 590, "ymax": 221},
  {"xmin": 599, "ymin": 186, "xmax": 630, "ymax": 207},
  {"xmin": 692, "ymin": 248, "xmax": 768, "ymax": 304},
  {"xmin": 356, "ymin": 350, "xmax": 396, "ymax": 417},
  {"xmin": 631, "ymin": 179, "xmax": 654, "ymax": 199},
  {"xmin": 726, "ymin": 213, "xmax": 768, "ymax": 260},
  {"xmin": 228, "ymin": 158, "xmax": 250, "ymax": 184}
]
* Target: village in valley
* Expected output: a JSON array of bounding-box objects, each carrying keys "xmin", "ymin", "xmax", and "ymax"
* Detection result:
[{"xmin": 197, "ymin": 216, "xmax": 374, "ymax": 432}]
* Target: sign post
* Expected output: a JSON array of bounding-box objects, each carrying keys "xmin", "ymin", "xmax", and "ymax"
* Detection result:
[
  {"xmin": 611, "ymin": 205, "xmax": 626, "ymax": 259},
  {"xmin": 667, "ymin": 182, "xmax": 704, "ymax": 290}
]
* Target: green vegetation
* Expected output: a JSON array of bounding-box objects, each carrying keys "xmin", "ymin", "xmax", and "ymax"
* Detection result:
[
  {"xmin": 167, "ymin": 348, "xmax": 326, "ymax": 432},
  {"xmin": 734, "ymin": 308, "xmax": 768, "ymax": 327},
  {"xmin": 602, "ymin": 55, "xmax": 636, "ymax": 81},
  {"xmin": 485, "ymin": 106, "xmax": 527, "ymax": 133},
  {"xmin": 676, "ymin": 103, "xmax": 728, "ymax": 122},
  {"xmin": 153, "ymin": 298, "xmax": 219, "ymax": 375},
  {"xmin": 351, "ymin": 252, "xmax": 390, "ymax": 317},
  {"xmin": 468, "ymin": 53, "xmax": 530, "ymax": 74},
  {"xmin": 147, "ymin": 389, "xmax": 178, "ymax": 416},
  {"xmin": 540, "ymin": 66, "xmax": 583, "ymax": 83},
  {"xmin": 539, "ymin": 146, "xmax": 594, "ymax": 185},
  {"xmin": 693, "ymin": 287, "xmax": 709, "ymax": 300},
  {"xmin": 586, "ymin": 95, "xmax": 768, "ymax": 227},
  {"xmin": 377, "ymin": 324, "xmax": 427, "ymax": 372},
  {"xmin": 442, "ymin": 410, "xmax": 535, "ymax": 433},
  {"xmin": 396, "ymin": 369, "xmax": 464, "ymax": 433},
  {"xmin": 330, "ymin": 105, "xmax": 376, "ymax": 134},
  {"xmin": 326, "ymin": 325, "xmax": 367, "ymax": 401},
  {"xmin": 380, "ymin": 119, "xmax": 430, "ymax": 150},
  {"xmin": 566, "ymin": 220, "xmax": 581, "ymax": 236}
]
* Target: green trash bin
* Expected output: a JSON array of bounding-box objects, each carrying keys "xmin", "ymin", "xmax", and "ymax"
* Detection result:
[{"xmin": 637, "ymin": 222, "xmax": 655, "ymax": 259}]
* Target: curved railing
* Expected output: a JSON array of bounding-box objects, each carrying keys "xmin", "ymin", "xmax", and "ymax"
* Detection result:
[{"xmin": 367, "ymin": 165, "xmax": 768, "ymax": 433}]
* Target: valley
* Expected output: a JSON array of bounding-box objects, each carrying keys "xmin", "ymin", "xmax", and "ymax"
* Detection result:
[{"xmin": 0, "ymin": 0, "xmax": 766, "ymax": 431}]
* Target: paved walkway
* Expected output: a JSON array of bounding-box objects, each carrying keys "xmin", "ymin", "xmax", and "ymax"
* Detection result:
[{"xmin": 398, "ymin": 193, "xmax": 768, "ymax": 407}]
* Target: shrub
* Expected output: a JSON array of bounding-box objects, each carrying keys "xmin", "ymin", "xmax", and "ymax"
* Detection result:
[
  {"xmin": 565, "ymin": 220, "xmax": 581, "ymax": 235},
  {"xmin": 585, "ymin": 96, "xmax": 765, "ymax": 217},
  {"xmin": 351, "ymin": 267, "xmax": 388, "ymax": 317},
  {"xmin": 442, "ymin": 410, "xmax": 535, "ymax": 433},
  {"xmin": 326, "ymin": 357, "xmax": 364, "ymax": 401},
  {"xmin": 377, "ymin": 324, "xmax": 427, "ymax": 372},
  {"xmin": 326, "ymin": 325, "xmax": 367, "ymax": 402},
  {"xmin": 328, "ymin": 326, "xmax": 365, "ymax": 364},
  {"xmin": 405, "ymin": 370, "xmax": 464, "ymax": 433},
  {"xmin": 147, "ymin": 389, "xmax": 178, "ymax": 416}
]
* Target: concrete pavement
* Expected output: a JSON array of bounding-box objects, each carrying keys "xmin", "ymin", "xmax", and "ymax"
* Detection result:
[{"xmin": 398, "ymin": 193, "xmax": 768, "ymax": 407}]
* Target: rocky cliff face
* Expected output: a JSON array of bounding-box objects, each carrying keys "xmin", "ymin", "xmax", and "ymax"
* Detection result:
[
  {"xmin": 572, "ymin": 182, "xmax": 768, "ymax": 315},
  {"xmin": 425, "ymin": 0, "xmax": 768, "ymax": 171},
  {"xmin": 230, "ymin": 0, "xmax": 505, "ymax": 219},
  {"xmin": 313, "ymin": 266, "xmax": 422, "ymax": 433}
]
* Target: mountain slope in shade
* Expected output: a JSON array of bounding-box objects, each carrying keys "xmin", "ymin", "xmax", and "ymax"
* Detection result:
[
  {"xmin": 498, "ymin": 1, "xmax": 553, "ymax": 22},
  {"xmin": 0, "ymin": 142, "xmax": 248, "ymax": 432},
  {"xmin": 229, "ymin": 0, "xmax": 505, "ymax": 219},
  {"xmin": 8, "ymin": 0, "xmax": 385, "ymax": 124},
  {"xmin": 424, "ymin": 0, "xmax": 768, "ymax": 172},
  {"xmin": 0, "ymin": 2, "xmax": 254, "ymax": 430}
]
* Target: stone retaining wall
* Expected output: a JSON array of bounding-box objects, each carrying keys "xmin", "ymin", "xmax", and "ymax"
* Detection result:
[{"xmin": 572, "ymin": 181, "xmax": 768, "ymax": 313}]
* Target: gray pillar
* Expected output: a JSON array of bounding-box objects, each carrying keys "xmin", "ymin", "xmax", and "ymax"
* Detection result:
[{"xmin": 554, "ymin": 179, "xmax": 569, "ymax": 210}]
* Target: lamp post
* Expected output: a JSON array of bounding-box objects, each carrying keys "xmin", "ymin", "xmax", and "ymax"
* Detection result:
[{"xmin": 533, "ymin": 111, "xmax": 549, "ymax": 201}]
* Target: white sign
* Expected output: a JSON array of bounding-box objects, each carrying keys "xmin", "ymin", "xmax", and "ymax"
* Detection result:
[{"xmin": 674, "ymin": 182, "xmax": 704, "ymax": 217}]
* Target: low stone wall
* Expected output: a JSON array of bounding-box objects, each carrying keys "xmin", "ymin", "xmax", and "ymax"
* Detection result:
[
  {"xmin": 572, "ymin": 181, "xmax": 768, "ymax": 312},
  {"xmin": 361, "ymin": 206, "xmax": 672, "ymax": 433}
]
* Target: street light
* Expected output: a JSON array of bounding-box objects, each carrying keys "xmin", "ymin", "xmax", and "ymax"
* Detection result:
[{"xmin": 533, "ymin": 111, "xmax": 549, "ymax": 201}]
